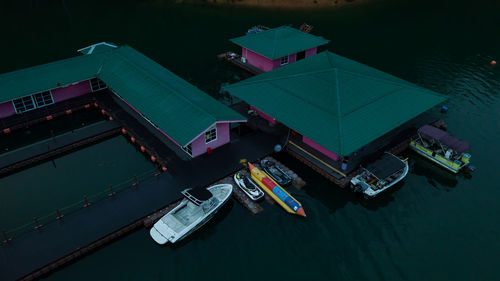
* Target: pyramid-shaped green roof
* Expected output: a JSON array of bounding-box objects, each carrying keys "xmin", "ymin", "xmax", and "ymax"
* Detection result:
[
  {"xmin": 0, "ymin": 44, "xmax": 245, "ymax": 146},
  {"xmin": 230, "ymin": 26, "xmax": 330, "ymax": 60},
  {"xmin": 224, "ymin": 51, "xmax": 447, "ymax": 155}
]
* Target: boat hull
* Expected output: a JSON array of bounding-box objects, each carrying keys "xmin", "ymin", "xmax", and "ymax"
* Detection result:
[
  {"xmin": 233, "ymin": 173, "xmax": 264, "ymax": 201},
  {"xmin": 150, "ymin": 184, "xmax": 233, "ymax": 245},
  {"xmin": 352, "ymin": 160, "xmax": 409, "ymax": 198},
  {"xmin": 249, "ymin": 163, "xmax": 305, "ymax": 217},
  {"xmin": 261, "ymin": 159, "xmax": 292, "ymax": 186},
  {"xmin": 409, "ymin": 141, "xmax": 465, "ymax": 173}
]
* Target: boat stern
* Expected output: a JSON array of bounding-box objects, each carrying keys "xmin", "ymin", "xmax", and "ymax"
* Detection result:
[{"xmin": 150, "ymin": 226, "xmax": 169, "ymax": 245}]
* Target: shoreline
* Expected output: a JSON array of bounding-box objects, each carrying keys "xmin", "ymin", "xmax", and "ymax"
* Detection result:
[{"xmin": 179, "ymin": 0, "xmax": 368, "ymax": 9}]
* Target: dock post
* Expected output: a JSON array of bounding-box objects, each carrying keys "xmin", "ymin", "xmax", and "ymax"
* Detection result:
[
  {"xmin": 108, "ymin": 185, "xmax": 116, "ymax": 197},
  {"xmin": 2, "ymin": 230, "xmax": 11, "ymax": 243},
  {"xmin": 34, "ymin": 217, "xmax": 42, "ymax": 230},
  {"xmin": 55, "ymin": 208, "xmax": 64, "ymax": 220},
  {"xmin": 83, "ymin": 195, "xmax": 91, "ymax": 208},
  {"xmin": 133, "ymin": 175, "xmax": 138, "ymax": 186}
]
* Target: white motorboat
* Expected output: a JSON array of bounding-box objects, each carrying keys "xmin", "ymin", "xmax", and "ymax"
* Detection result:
[
  {"xmin": 233, "ymin": 171, "xmax": 264, "ymax": 201},
  {"xmin": 150, "ymin": 184, "xmax": 233, "ymax": 244},
  {"xmin": 350, "ymin": 153, "xmax": 409, "ymax": 198}
]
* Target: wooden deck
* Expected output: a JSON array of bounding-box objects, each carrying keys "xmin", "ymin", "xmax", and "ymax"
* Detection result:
[{"xmin": 217, "ymin": 52, "xmax": 264, "ymax": 75}]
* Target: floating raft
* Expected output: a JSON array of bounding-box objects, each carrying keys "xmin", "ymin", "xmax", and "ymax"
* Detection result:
[
  {"xmin": 215, "ymin": 169, "xmax": 264, "ymax": 215},
  {"xmin": 261, "ymin": 156, "xmax": 306, "ymax": 188}
]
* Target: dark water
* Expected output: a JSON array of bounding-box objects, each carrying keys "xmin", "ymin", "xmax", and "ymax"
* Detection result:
[
  {"xmin": 1, "ymin": 0, "xmax": 500, "ymax": 280},
  {"xmin": 0, "ymin": 136, "xmax": 155, "ymax": 231}
]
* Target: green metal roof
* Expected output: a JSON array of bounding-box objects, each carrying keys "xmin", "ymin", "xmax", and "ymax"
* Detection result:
[
  {"xmin": 230, "ymin": 26, "xmax": 330, "ymax": 60},
  {"xmin": 224, "ymin": 51, "xmax": 447, "ymax": 156},
  {"xmin": 0, "ymin": 54, "xmax": 107, "ymax": 102},
  {"xmin": 100, "ymin": 46, "xmax": 245, "ymax": 146},
  {"xmin": 0, "ymin": 44, "xmax": 245, "ymax": 146}
]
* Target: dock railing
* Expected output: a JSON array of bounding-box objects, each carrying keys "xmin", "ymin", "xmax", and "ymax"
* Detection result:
[{"xmin": 2, "ymin": 169, "xmax": 157, "ymax": 241}]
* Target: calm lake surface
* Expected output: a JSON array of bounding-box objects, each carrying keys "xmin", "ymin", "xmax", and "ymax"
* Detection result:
[{"xmin": 1, "ymin": 0, "xmax": 499, "ymax": 280}]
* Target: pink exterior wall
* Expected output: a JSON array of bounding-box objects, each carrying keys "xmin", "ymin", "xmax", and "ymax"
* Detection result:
[
  {"xmin": 305, "ymin": 47, "xmax": 318, "ymax": 57},
  {"xmin": 243, "ymin": 46, "xmax": 318, "ymax": 72},
  {"xmin": 0, "ymin": 101, "xmax": 15, "ymax": 118},
  {"xmin": 302, "ymin": 136, "xmax": 340, "ymax": 161},
  {"xmin": 190, "ymin": 123, "xmax": 230, "ymax": 158},
  {"xmin": 272, "ymin": 53, "xmax": 297, "ymax": 69},
  {"xmin": 250, "ymin": 105, "xmax": 276, "ymax": 125},
  {"xmin": 51, "ymin": 80, "xmax": 92, "ymax": 103},
  {"xmin": 242, "ymin": 47, "xmax": 275, "ymax": 72}
]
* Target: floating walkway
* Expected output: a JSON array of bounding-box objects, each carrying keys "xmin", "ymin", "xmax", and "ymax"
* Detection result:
[
  {"xmin": 0, "ymin": 94, "xmax": 98, "ymax": 132},
  {"xmin": 0, "ymin": 120, "xmax": 121, "ymax": 176},
  {"xmin": 0, "ymin": 121, "xmax": 280, "ymax": 281}
]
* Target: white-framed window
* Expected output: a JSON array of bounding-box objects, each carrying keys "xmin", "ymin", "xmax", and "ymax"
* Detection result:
[
  {"xmin": 90, "ymin": 78, "xmax": 107, "ymax": 92},
  {"xmin": 182, "ymin": 144, "xmax": 192, "ymax": 156},
  {"xmin": 33, "ymin": 91, "xmax": 54, "ymax": 107},
  {"xmin": 205, "ymin": 125, "xmax": 217, "ymax": 144},
  {"xmin": 12, "ymin": 96, "xmax": 35, "ymax": 113},
  {"xmin": 280, "ymin": 55, "xmax": 289, "ymax": 65}
]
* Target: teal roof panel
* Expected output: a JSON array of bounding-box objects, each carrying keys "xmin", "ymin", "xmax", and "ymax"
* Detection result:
[
  {"xmin": 230, "ymin": 26, "xmax": 330, "ymax": 60},
  {"xmin": 224, "ymin": 51, "xmax": 446, "ymax": 155},
  {"xmin": 0, "ymin": 44, "xmax": 244, "ymax": 146}
]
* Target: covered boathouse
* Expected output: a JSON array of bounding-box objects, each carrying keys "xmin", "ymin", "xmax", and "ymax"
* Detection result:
[
  {"xmin": 0, "ymin": 42, "xmax": 245, "ymax": 158},
  {"xmin": 230, "ymin": 26, "xmax": 330, "ymax": 72},
  {"xmin": 224, "ymin": 51, "xmax": 447, "ymax": 184}
]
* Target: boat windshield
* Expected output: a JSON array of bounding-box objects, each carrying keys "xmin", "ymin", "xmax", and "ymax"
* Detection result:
[{"xmin": 182, "ymin": 187, "xmax": 213, "ymax": 206}]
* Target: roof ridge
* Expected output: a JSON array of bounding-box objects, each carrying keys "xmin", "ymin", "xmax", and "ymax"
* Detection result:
[
  {"xmin": 271, "ymin": 28, "xmax": 280, "ymax": 60},
  {"xmin": 333, "ymin": 68, "xmax": 344, "ymax": 155},
  {"xmin": 225, "ymin": 67, "xmax": 335, "ymax": 89},
  {"xmin": 342, "ymin": 87, "xmax": 406, "ymax": 119},
  {"xmin": 267, "ymin": 80, "xmax": 335, "ymax": 119},
  {"xmin": 102, "ymin": 49, "xmax": 220, "ymax": 126}
]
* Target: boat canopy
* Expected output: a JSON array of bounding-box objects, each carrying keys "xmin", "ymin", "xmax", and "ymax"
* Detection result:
[
  {"xmin": 182, "ymin": 187, "xmax": 213, "ymax": 206},
  {"xmin": 418, "ymin": 125, "xmax": 470, "ymax": 153},
  {"xmin": 365, "ymin": 153, "xmax": 405, "ymax": 180}
]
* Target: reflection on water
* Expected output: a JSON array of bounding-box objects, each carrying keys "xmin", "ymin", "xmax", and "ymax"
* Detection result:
[
  {"xmin": 2, "ymin": 0, "xmax": 500, "ymax": 280},
  {"xmin": 410, "ymin": 152, "xmax": 459, "ymax": 188}
]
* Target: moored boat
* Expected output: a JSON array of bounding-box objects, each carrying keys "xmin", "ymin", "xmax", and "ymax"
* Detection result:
[
  {"xmin": 409, "ymin": 125, "xmax": 472, "ymax": 173},
  {"xmin": 350, "ymin": 153, "xmax": 409, "ymax": 198},
  {"xmin": 248, "ymin": 163, "xmax": 306, "ymax": 217},
  {"xmin": 260, "ymin": 159, "xmax": 292, "ymax": 186},
  {"xmin": 234, "ymin": 172, "xmax": 265, "ymax": 201},
  {"xmin": 149, "ymin": 184, "xmax": 233, "ymax": 245}
]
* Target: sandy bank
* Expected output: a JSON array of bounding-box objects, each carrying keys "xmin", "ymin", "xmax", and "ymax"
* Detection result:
[{"xmin": 180, "ymin": 0, "xmax": 367, "ymax": 9}]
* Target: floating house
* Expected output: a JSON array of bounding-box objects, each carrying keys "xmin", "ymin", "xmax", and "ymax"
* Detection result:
[
  {"xmin": 0, "ymin": 42, "xmax": 245, "ymax": 158},
  {"xmin": 230, "ymin": 26, "xmax": 329, "ymax": 72},
  {"xmin": 224, "ymin": 51, "xmax": 447, "ymax": 182}
]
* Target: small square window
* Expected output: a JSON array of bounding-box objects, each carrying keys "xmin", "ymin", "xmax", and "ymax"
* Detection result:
[
  {"xmin": 280, "ymin": 55, "xmax": 289, "ymax": 65},
  {"xmin": 12, "ymin": 96, "xmax": 35, "ymax": 113},
  {"xmin": 33, "ymin": 91, "xmax": 53, "ymax": 107},
  {"xmin": 205, "ymin": 126, "xmax": 217, "ymax": 144}
]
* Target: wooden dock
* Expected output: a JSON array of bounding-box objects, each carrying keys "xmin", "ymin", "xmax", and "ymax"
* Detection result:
[
  {"xmin": 217, "ymin": 52, "xmax": 264, "ymax": 75},
  {"xmin": 142, "ymin": 155, "xmax": 306, "ymax": 223}
]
